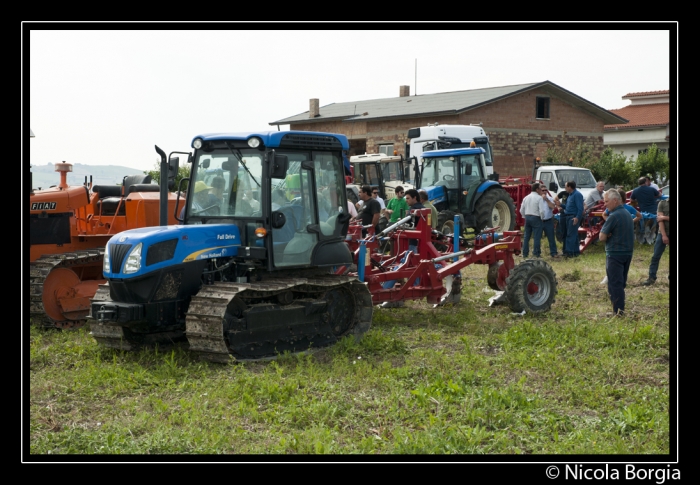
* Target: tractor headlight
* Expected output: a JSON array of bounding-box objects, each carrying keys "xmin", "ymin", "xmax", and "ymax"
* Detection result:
[
  {"xmin": 247, "ymin": 137, "xmax": 261, "ymax": 148},
  {"xmin": 193, "ymin": 138, "xmax": 203, "ymax": 149},
  {"xmin": 123, "ymin": 243, "xmax": 143, "ymax": 274},
  {"xmin": 103, "ymin": 246, "xmax": 111, "ymax": 274}
]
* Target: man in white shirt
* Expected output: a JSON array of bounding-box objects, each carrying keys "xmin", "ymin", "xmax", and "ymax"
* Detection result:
[
  {"xmin": 372, "ymin": 188, "xmax": 386, "ymax": 210},
  {"xmin": 346, "ymin": 199, "xmax": 357, "ymax": 218},
  {"xmin": 645, "ymin": 176, "xmax": 660, "ymax": 191},
  {"xmin": 584, "ymin": 180, "xmax": 606, "ymax": 226},
  {"xmin": 540, "ymin": 187, "xmax": 560, "ymax": 258},
  {"xmin": 585, "ymin": 181, "xmax": 605, "ymax": 211},
  {"xmin": 519, "ymin": 182, "xmax": 545, "ymax": 258}
]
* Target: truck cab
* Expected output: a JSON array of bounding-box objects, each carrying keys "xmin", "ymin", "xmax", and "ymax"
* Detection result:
[
  {"xmin": 534, "ymin": 162, "xmax": 597, "ymax": 201},
  {"xmin": 407, "ymin": 124, "xmax": 494, "ymax": 178},
  {"xmin": 346, "ymin": 153, "xmax": 415, "ymax": 204}
]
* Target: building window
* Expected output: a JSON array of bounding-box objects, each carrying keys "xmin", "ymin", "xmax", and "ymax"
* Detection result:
[
  {"xmin": 378, "ymin": 144, "xmax": 394, "ymax": 156},
  {"xmin": 536, "ymin": 97, "xmax": 550, "ymax": 119}
]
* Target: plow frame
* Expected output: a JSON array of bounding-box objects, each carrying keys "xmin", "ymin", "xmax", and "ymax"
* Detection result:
[{"xmin": 339, "ymin": 209, "xmax": 523, "ymax": 306}]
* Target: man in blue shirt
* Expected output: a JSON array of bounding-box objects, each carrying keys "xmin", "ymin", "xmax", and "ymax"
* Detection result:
[
  {"xmin": 599, "ymin": 189, "xmax": 635, "ymax": 316},
  {"xmin": 563, "ymin": 180, "xmax": 584, "ymax": 258},
  {"xmin": 631, "ymin": 176, "xmax": 661, "ymax": 213},
  {"xmin": 631, "ymin": 176, "xmax": 661, "ymax": 243},
  {"xmin": 602, "ymin": 188, "xmax": 642, "ymax": 226}
]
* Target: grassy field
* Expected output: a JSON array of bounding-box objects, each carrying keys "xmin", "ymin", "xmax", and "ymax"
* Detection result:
[{"xmin": 26, "ymin": 241, "xmax": 673, "ymax": 457}]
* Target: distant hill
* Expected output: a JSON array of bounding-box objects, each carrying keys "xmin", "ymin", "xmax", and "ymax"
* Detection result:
[{"xmin": 30, "ymin": 163, "xmax": 148, "ymax": 190}]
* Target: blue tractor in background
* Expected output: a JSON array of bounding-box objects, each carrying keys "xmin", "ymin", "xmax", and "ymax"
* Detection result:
[
  {"xmin": 89, "ymin": 131, "xmax": 373, "ymax": 362},
  {"xmin": 418, "ymin": 146, "xmax": 517, "ymax": 236}
]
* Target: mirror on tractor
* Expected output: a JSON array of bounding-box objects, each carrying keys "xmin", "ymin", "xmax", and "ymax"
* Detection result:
[
  {"xmin": 270, "ymin": 154, "xmax": 288, "ymax": 179},
  {"xmin": 167, "ymin": 156, "xmax": 179, "ymax": 190}
]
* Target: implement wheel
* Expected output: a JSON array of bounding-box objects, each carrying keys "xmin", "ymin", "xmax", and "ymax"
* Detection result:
[
  {"xmin": 437, "ymin": 210, "xmax": 458, "ymax": 237},
  {"xmin": 504, "ymin": 260, "xmax": 558, "ymax": 313},
  {"xmin": 437, "ymin": 210, "xmax": 466, "ymax": 236},
  {"xmin": 487, "ymin": 262, "xmax": 505, "ymax": 291}
]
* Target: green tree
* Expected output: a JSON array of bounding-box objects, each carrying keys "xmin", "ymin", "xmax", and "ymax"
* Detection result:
[
  {"xmin": 144, "ymin": 163, "xmax": 191, "ymax": 192},
  {"xmin": 543, "ymin": 137, "xmax": 595, "ymax": 167},
  {"xmin": 584, "ymin": 146, "xmax": 636, "ymax": 188},
  {"xmin": 632, "ymin": 144, "xmax": 670, "ymax": 185}
]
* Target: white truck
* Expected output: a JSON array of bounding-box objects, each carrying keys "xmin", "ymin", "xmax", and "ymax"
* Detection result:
[
  {"xmin": 407, "ymin": 124, "xmax": 495, "ymax": 178},
  {"xmin": 345, "ymin": 153, "xmax": 415, "ymax": 204},
  {"xmin": 527, "ymin": 160, "xmax": 597, "ymax": 201}
]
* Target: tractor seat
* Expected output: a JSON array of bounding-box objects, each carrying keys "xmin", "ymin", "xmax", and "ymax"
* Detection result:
[
  {"xmin": 97, "ymin": 197, "xmax": 126, "ymax": 216},
  {"xmin": 92, "ymin": 185, "xmax": 122, "ymax": 198}
]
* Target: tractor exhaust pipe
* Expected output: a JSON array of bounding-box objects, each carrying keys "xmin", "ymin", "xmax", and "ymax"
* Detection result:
[{"xmin": 155, "ymin": 145, "xmax": 168, "ymax": 226}]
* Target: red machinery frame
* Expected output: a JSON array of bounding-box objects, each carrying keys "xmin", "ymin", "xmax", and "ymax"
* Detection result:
[{"xmin": 339, "ymin": 209, "xmax": 523, "ymax": 306}]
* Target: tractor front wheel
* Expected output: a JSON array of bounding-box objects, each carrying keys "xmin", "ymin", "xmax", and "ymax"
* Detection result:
[{"xmin": 504, "ymin": 260, "xmax": 558, "ymax": 313}]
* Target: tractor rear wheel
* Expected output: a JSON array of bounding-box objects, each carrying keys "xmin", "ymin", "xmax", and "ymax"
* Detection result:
[
  {"xmin": 475, "ymin": 188, "xmax": 516, "ymax": 231},
  {"xmin": 504, "ymin": 260, "xmax": 558, "ymax": 313}
]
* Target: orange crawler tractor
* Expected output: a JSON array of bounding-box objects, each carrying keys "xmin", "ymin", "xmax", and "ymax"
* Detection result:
[{"xmin": 29, "ymin": 162, "xmax": 179, "ymax": 328}]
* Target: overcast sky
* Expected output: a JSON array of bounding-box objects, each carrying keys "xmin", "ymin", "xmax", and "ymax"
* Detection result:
[{"xmin": 26, "ymin": 25, "xmax": 674, "ymax": 171}]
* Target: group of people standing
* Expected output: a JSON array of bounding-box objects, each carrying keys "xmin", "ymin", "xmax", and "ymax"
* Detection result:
[
  {"xmin": 519, "ymin": 182, "xmax": 559, "ymax": 258},
  {"xmin": 520, "ymin": 177, "xmax": 670, "ymax": 317},
  {"xmin": 352, "ymin": 185, "xmax": 439, "ymax": 237},
  {"xmin": 520, "ymin": 179, "xmax": 593, "ymax": 259}
]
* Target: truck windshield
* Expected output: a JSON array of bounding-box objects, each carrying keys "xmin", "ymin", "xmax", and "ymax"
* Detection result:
[
  {"xmin": 190, "ymin": 150, "xmax": 263, "ymax": 218},
  {"xmin": 554, "ymin": 170, "xmax": 597, "ymax": 189},
  {"xmin": 381, "ymin": 161, "xmax": 404, "ymax": 182},
  {"xmin": 353, "ymin": 163, "xmax": 381, "ymax": 187}
]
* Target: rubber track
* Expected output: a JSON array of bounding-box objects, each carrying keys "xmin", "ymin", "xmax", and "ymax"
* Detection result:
[
  {"xmin": 29, "ymin": 248, "xmax": 105, "ymax": 329},
  {"xmin": 90, "ymin": 275, "xmax": 373, "ymax": 363}
]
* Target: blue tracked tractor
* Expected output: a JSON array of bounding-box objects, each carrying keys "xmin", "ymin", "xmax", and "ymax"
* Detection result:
[{"xmin": 88, "ymin": 131, "xmax": 373, "ymax": 362}]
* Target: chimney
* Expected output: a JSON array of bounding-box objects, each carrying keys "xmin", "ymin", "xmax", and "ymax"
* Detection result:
[
  {"xmin": 399, "ymin": 85, "xmax": 410, "ymax": 97},
  {"xmin": 309, "ymin": 98, "xmax": 319, "ymax": 118}
]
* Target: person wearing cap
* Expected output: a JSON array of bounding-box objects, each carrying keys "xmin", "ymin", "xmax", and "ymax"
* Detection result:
[{"xmin": 192, "ymin": 180, "xmax": 219, "ymax": 216}]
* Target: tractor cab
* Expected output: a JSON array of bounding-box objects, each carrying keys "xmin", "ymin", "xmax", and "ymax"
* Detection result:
[
  {"xmin": 419, "ymin": 147, "xmax": 486, "ymax": 214},
  {"xmin": 180, "ymin": 133, "xmax": 352, "ymax": 270}
]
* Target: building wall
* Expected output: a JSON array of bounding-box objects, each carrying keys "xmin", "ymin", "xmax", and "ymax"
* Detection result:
[
  {"xmin": 604, "ymin": 127, "xmax": 669, "ymax": 160},
  {"xmin": 290, "ymin": 88, "xmax": 606, "ymax": 176}
]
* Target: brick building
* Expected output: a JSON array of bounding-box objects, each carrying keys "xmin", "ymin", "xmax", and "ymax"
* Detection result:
[{"xmin": 270, "ymin": 81, "xmax": 627, "ymax": 177}]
